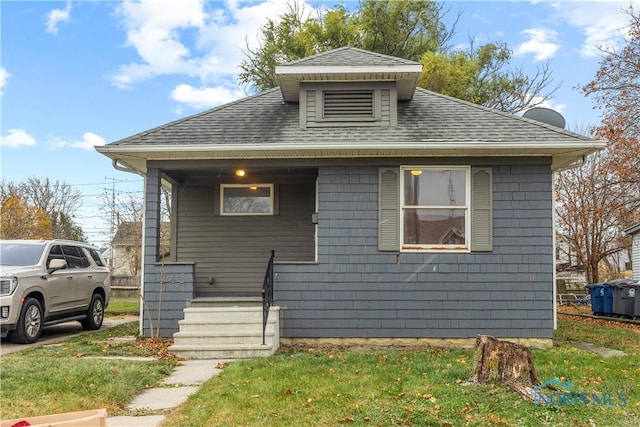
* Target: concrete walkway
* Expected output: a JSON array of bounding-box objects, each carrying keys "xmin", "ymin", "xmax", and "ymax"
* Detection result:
[
  {"xmin": 107, "ymin": 359, "xmax": 227, "ymax": 427},
  {"xmin": 568, "ymin": 341, "xmax": 627, "ymax": 357}
]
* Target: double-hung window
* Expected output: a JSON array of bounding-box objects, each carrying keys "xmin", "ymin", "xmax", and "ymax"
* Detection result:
[
  {"xmin": 401, "ymin": 167, "xmax": 470, "ymax": 251},
  {"xmin": 378, "ymin": 166, "xmax": 493, "ymax": 253}
]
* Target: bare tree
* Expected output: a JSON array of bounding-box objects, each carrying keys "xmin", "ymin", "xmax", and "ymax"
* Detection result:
[
  {"xmin": 555, "ymin": 147, "xmax": 640, "ymax": 283},
  {"xmin": 0, "ymin": 177, "xmax": 84, "ymax": 240}
]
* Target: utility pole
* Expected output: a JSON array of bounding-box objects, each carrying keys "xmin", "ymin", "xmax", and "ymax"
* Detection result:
[{"xmin": 105, "ymin": 177, "xmax": 124, "ymax": 271}]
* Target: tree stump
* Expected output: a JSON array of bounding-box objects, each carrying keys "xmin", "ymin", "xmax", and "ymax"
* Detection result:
[{"xmin": 466, "ymin": 335, "xmax": 541, "ymax": 400}]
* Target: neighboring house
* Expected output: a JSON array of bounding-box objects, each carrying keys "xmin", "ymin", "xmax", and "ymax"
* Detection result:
[
  {"xmin": 624, "ymin": 223, "xmax": 640, "ymax": 281},
  {"xmin": 555, "ymin": 233, "xmax": 587, "ymax": 291},
  {"xmin": 110, "ymin": 221, "xmax": 143, "ymax": 276},
  {"xmin": 97, "ymin": 47, "xmax": 604, "ymax": 354},
  {"xmin": 109, "ymin": 221, "xmax": 171, "ymax": 276}
]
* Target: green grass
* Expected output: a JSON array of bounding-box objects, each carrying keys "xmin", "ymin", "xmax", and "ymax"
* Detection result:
[
  {"xmin": 2, "ymin": 314, "xmax": 639, "ymax": 425},
  {"xmin": 106, "ymin": 297, "xmax": 140, "ymax": 316},
  {"xmin": 555, "ymin": 314, "xmax": 640, "ymax": 353},
  {"xmin": 163, "ymin": 316, "xmax": 640, "ymax": 427},
  {"xmin": 0, "ymin": 322, "xmax": 177, "ymax": 419}
]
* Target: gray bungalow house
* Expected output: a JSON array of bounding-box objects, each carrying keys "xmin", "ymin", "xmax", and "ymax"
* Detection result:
[{"xmin": 97, "ymin": 47, "xmax": 604, "ymax": 358}]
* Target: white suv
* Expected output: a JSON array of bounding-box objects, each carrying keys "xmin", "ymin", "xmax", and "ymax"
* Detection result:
[{"xmin": 0, "ymin": 240, "xmax": 111, "ymax": 344}]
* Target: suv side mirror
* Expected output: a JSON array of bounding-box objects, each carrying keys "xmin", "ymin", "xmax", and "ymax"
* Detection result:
[{"xmin": 48, "ymin": 258, "xmax": 67, "ymax": 273}]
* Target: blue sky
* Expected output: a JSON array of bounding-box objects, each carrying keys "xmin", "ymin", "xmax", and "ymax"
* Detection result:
[{"xmin": 1, "ymin": 0, "xmax": 637, "ymax": 247}]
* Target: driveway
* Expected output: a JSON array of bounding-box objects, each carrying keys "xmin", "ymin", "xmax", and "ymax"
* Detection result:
[{"xmin": 0, "ymin": 316, "xmax": 137, "ymax": 356}]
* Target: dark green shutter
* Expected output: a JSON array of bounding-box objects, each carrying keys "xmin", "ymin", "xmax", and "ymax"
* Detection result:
[
  {"xmin": 378, "ymin": 168, "xmax": 400, "ymax": 251},
  {"xmin": 471, "ymin": 167, "xmax": 493, "ymax": 251}
]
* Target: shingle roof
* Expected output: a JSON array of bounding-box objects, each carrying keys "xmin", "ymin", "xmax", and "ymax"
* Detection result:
[
  {"xmin": 99, "ymin": 47, "xmax": 603, "ymax": 172},
  {"xmin": 280, "ymin": 46, "xmax": 421, "ymax": 67},
  {"xmin": 107, "ymin": 87, "xmax": 592, "ymax": 147}
]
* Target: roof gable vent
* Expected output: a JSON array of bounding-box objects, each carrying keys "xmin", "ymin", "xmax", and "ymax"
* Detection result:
[{"xmin": 323, "ymin": 90, "xmax": 374, "ymax": 119}]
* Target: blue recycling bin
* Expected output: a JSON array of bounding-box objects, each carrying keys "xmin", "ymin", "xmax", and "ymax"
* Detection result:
[
  {"xmin": 586, "ymin": 284, "xmax": 608, "ymax": 314},
  {"xmin": 603, "ymin": 285, "xmax": 614, "ymax": 315}
]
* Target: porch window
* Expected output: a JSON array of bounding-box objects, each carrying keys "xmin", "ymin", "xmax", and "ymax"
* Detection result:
[{"xmin": 221, "ymin": 184, "xmax": 274, "ymax": 215}]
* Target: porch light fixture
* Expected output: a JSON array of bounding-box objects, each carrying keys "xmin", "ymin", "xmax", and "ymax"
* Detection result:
[
  {"xmin": 235, "ymin": 169, "xmax": 246, "ymax": 177},
  {"xmin": 410, "ymin": 170, "xmax": 422, "ymax": 176}
]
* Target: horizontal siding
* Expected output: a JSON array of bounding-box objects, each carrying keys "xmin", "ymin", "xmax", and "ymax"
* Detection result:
[
  {"xmin": 633, "ymin": 234, "xmax": 640, "ymax": 281},
  {"xmin": 176, "ymin": 177, "xmax": 316, "ymax": 297},
  {"xmin": 275, "ymin": 163, "xmax": 555, "ymax": 339}
]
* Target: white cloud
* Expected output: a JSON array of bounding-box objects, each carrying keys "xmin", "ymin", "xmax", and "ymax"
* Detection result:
[
  {"xmin": 51, "ymin": 132, "xmax": 106, "ymax": 150},
  {"xmin": 0, "ymin": 129, "xmax": 37, "ymax": 148},
  {"xmin": 549, "ymin": 1, "xmax": 639, "ymax": 57},
  {"xmin": 515, "ymin": 28, "xmax": 560, "ymax": 61},
  {"xmin": 170, "ymin": 84, "xmax": 242, "ymax": 109},
  {"xmin": 111, "ymin": 0, "xmax": 299, "ymax": 93},
  {"xmin": 111, "ymin": 0, "xmax": 207, "ymax": 88},
  {"xmin": 46, "ymin": 1, "xmax": 72, "ymax": 35},
  {"xmin": 0, "ymin": 67, "xmax": 11, "ymax": 96}
]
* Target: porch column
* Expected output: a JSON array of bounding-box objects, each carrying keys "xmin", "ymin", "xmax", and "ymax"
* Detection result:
[{"xmin": 140, "ymin": 168, "xmax": 195, "ymax": 338}]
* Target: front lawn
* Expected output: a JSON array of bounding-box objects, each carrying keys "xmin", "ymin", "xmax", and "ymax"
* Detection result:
[
  {"xmin": 163, "ymin": 316, "xmax": 640, "ymax": 427},
  {"xmin": 0, "ymin": 322, "xmax": 177, "ymax": 419},
  {"xmin": 1, "ymin": 315, "xmax": 638, "ymax": 426}
]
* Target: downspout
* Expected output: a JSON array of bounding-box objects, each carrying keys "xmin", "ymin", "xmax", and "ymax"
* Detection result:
[
  {"xmin": 552, "ymin": 155, "xmax": 587, "ymax": 331},
  {"xmin": 112, "ymin": 159, "xmax": 145, "ymax": 176}
]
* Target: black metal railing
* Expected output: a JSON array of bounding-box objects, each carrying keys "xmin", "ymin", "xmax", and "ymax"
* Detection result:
[{"xmin": 261, "ymin": 250, "xmax": 275, "ymax": 345}]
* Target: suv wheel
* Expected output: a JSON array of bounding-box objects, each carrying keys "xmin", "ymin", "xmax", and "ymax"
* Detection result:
[
  {"xmin": 9, "ymin": 297, "xmax": 43, "ymax": 344},
  {"xmin": 81, "ymin": 293, "xmax": 104, "ymax": 331}
]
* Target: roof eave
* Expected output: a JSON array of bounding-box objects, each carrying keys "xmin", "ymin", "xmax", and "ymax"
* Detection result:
[
  {"xmin": 96, "ymin": 141, "xmax": 605, "ymax": 174},
  {"xmin": 624, "ymin": 223, "xmax": 640, "ymax": 235},
  {"xmin": 275, "ymin": 65, "xmax": 423, "ymax": 102}
]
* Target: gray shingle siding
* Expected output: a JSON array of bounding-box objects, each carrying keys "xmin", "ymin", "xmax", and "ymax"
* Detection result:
[{"xmin": 275, "ymin": 163, "xmax": 554, "ymax": 339}]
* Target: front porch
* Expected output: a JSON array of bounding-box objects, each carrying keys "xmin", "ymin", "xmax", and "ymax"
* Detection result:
[
  {"xmin": 138, "ymin": 165, "xmax": 315, "ymax": 348},
  {"xmin": 168, "ymin": 297, "xmax": 281, "ymax": 359},
  {"xmin": 140, "ymin": 258, "xmax": 281, "ymax": 359}
]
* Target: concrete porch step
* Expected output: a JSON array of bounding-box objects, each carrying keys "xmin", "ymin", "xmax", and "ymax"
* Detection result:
[
  {"xmin": 172, "ymin": 330, "xmax": 275, "ymax": 345},
  {"xmin": 188, "ymin": 297, "xmax": 263, "ymax": 308},
  {"xmin": 181, "ymin": 306, "xmax": 278, "ymax": 322},
  {"xmin": 168, "ymin": 343, "xmax": 276, "ymax": 359},
  {"xmin": 170, "ymin": 302, "xmax": 281, "ymax": 360},
  {"xmin": 177, "ymin": 319, "xmax": 277, "ymax": 334}
]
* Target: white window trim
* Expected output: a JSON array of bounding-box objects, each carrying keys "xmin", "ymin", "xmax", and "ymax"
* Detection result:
[
  {"xmin": 220, "ymin": 184, "xmax": 274, "ymax": 216},
  {"xmin": 400, "ymin": 166, "xmax": 471, "ymax": 252}
]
